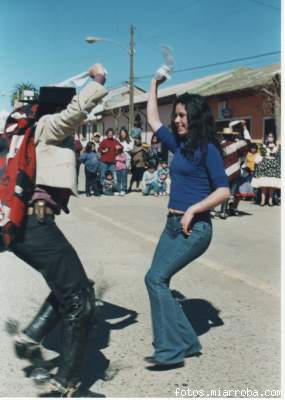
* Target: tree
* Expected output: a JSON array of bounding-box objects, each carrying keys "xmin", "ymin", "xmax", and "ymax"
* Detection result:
[
  {"xmin": 261, "ymin": 73, "xmax": 281, "ymax": 141},
  {"xmin": 11, "ymin": 82, "xmax": 38, "ymax": 107}
]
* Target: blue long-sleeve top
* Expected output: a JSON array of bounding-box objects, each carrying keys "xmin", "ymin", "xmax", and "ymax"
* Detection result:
[
  {"xmin": 79, "ymin": 151, "xmax": 100, "ymax": 173},
  {"xmin": 156, "ymin": 125, "xmax": 229, "ymax": 213}
]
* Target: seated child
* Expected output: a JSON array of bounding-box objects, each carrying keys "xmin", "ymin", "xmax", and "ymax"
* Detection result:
[
  {"xmin": 237, "ymin": 166, "xmax": 256, "ymax": 200},
  {"xmin": 142, "ymin": 163, "xmax": 158, "ymax": 196},
  {"xmin": 103, "ymin": 171, "xmax": 116, "ymax": 196}
]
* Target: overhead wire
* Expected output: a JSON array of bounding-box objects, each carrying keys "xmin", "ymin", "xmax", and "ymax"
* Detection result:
[
  {"xmin": 134, "ymin": 51, "xmax": 280, "ymax": 81},
  {"xmin": 107, "ymin": 51, "xmax": 280, "ymax": 90},
  {"xmin": 246, "ymin": 0, "xmax": 280, "ymax": 11}
]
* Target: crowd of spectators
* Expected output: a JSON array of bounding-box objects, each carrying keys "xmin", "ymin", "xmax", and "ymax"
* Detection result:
[
  {"xmin": 77, "ymin": 122, "xmax": 281, "ymax": 213},
  {"xmin": 78, "ymin": 127, "xmax": 169, "ymax": 197}
]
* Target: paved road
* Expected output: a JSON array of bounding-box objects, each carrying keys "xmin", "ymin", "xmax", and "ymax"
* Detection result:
[{"xmin": 0, "ymin": 189, "xmax": 281, "ymax": 397}]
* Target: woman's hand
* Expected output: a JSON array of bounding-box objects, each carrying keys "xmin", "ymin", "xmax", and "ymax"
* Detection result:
[
  {"xmin": 180, "ymin": 187, "xmax": 230, "ymax": 235},
  {"xmin": 88, "ymin": 63, "xmax": 106, "ymax": 85},
  {"xmin": 180, "ymin": 209, "xmax": 195, "ymax": 236},
  {"xmin": 88, "ymin": 63, "xmax": 105, "ymax": 78},
  {"xmin": 153, "ymin": 75, "xmax": 167, "ymax": 86}
]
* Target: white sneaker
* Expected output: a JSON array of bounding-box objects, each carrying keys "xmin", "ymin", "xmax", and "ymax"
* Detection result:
[
  {"xmin": 114, "ymin": 192, "xmax": 120, "ymax": 196},
  {"xmin": 120, "ymin": 191, "xmax": 126, "ymax": 196}
]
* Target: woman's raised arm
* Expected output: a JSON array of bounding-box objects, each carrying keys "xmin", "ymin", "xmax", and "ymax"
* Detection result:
[{"xmin": 147, "ymin": 79, "xmax": 163, "ymax": 133}]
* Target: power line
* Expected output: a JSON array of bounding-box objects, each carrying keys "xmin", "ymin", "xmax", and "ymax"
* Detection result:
[
  {"xmin": 135, "ymin": 55, "xmax": 280, "ymax": 84},
  {"xmin": 247, "ymin": 0, "xmax": 280, "ymax": 11},
  {"xmin": 107, "ymin": 51, "xmax": 280, "ymax": 90},
  {"xmin": 134, "ymin": 51, "xmax": 280, "ymax": 80}
]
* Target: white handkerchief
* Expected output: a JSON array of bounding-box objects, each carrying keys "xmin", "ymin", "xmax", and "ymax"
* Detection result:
[
  {"xmin": 56, "ymin": 72, "xmax": 90, "ymax": 88},
  {"xmin": 54, "ymin": 67, "xmax": 108, "ymax": 88},
  {"xmin": 155, "ymin": 65, "xmax": 172, "ymax": 80}
]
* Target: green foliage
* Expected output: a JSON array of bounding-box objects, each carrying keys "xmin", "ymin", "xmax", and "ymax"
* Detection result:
[{"xmin": 11, "ymin": 82, "xmax": 39, "ymax": 107}]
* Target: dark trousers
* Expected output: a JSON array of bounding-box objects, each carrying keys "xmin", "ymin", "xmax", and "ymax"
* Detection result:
[
  {"xmin": 9, "ymin": 215, "xmax": 89, "ymax": 307},
  {"xmin": 129, "ymin": 167, "xmax": 145, "ymax": 190},
  {"xmin": 85, "ymin": 168, "xmax": 100, "ymax": 195},
  {"xmin": 220, "ymin": 179, "xmax": 240, "ymax": 214}
]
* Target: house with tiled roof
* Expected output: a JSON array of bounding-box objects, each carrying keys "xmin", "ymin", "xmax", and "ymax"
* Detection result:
[{"xmin": 82, "ymin": 64, "xmax": 280, "ymax": 142}]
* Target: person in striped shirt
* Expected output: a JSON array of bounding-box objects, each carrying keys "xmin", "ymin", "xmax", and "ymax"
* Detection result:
[{"xmin": 218, "ymin": 126, "xmax": 250, "ymax": 219}]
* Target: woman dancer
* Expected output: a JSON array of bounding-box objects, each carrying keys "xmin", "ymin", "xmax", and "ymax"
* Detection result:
[
  {"xmin": 251, "ymin": 132, "xmax": 281, "ymax": 206},
  {"xmin": 145, "ymin": 76, "xmax": 230, "ymax": 371}
]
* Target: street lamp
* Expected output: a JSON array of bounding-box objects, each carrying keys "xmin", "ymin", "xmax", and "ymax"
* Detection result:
[{"xmin": 85, "ymin": 25, "xmax": 135, "ymax": 133}]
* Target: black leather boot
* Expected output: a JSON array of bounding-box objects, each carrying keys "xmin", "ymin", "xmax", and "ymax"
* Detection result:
[
  {"xmin": 45, "ymin": 284, "xmax": 95, "ymax": 396},
  {"xmin": 219, "ymin": 200, "xmax": 229, "ymax": 219},
  {"xmin": 14, "ymin": 293, "xmax": 60, "ymax": 362}
]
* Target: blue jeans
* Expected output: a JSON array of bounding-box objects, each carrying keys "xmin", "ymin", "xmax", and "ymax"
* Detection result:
[
  {"xmin": 116, "ymin": 169, "xmax": 128, "ymax": 192},
  {"xmin": 100, "ymin": 162, "xmax": 115, "ymax": 185},
  {"xmin": 145, "ymin": 215, "xmax": 212, "ymax": 364},
  {"xmin": 143, "ymin": 181, "xmax": 158, "ymax": 195}
]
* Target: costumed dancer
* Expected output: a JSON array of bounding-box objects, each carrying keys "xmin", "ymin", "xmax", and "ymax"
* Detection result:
[
  {"xmin": 0, "ymin": 64, "xmax": 107, "ymax": 396},
  {"xmin": 218, "ymin": 124, "xmax": 250, "ymax": 219}
]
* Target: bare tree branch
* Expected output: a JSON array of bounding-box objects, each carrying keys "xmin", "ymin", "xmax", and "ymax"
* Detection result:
[{"xmin": 261, "ymin": 88, "xmax": 275, "ymax": 97}]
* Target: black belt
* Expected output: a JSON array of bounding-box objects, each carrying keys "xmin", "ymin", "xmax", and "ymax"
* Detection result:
[
  {"xmin": 167, "ymin": 211, "xmax": 184, "ymax": 218},
  {"xmin": 27, "ymin": 200, "xmax": 54, "ymax": 222},
  {"xmin": 27, "ymin": 206, "xmax": 54, "ymax": 216}
]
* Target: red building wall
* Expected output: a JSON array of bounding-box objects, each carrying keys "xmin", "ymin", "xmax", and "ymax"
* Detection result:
[{"xmin": 208, "ymin": 92, "xmax": 274, "ymax": 141}]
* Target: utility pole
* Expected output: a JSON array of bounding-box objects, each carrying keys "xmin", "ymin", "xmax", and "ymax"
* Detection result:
[{"xmin": 129, "ymin": 24, "xmax": 135, "ymax": 133}]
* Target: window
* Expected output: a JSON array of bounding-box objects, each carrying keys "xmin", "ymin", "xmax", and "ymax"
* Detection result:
[
  {"xmin": 218, "ymin": 101, "xmax": 227, "ymax": 118},
  {"xmin": 263, "ymin": 118, "xmax": 275, "ymax": 140}
]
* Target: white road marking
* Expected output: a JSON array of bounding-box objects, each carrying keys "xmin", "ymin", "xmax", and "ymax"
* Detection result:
[{"xmin": 81, "ymin": 207, "xmax": 279, "ymax": 299}]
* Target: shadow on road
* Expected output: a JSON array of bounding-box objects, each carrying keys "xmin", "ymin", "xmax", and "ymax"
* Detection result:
[
  {"xmin": 22, "ymin": 300, "xmax": 138, "ymax": 397},
  {"xmin": 235, "ymin": 210, "xmax": 253, "ymax": 217},
  {"xmin": 171, "ymin": 290, "xmax": 224, "ymax": 336}
]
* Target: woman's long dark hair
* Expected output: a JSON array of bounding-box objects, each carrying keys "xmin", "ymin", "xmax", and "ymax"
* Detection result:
[
  {"xmin": 119, "ymin": 126, "xmax": 130, "ymax": 143},
  {"xmin": 170, "ymin": 93, "xmax": 222, "ymax": 158}
]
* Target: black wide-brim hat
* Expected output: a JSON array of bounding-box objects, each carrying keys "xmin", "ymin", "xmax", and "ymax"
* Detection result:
[
  {"xmin": 39, "ymin": 86, "xmax": 76, "ymax": 107},
  {"xmin": 37, "ymin": 86, "xmax": 76, "ymax": 117}
]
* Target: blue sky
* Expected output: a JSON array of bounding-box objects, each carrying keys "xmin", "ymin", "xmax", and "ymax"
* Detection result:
[{"xmin": 0, "ymin": 0, "xmax": 281, "ymax": 111}]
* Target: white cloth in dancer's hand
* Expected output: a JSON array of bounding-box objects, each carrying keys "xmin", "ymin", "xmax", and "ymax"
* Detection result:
[
  {"xmin": 154, "ymin": 65, "xmax": 172, "ymax": 80},
  {"xmin": 154, "ymin": 45, "xmax": 174, "ymax": 81},
  {"xmin": 55, "ymin": 71, "xmax": 90, "ymax": 87},
  {"xmin": 54, "ymin": 68, "xmax": 108, "ymax": 88}
]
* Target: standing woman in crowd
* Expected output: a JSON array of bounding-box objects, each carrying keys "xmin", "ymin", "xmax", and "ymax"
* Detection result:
[
  {"xmin": 147, "ymin": 134, "xmax": 162, "ymax": 167},
  {"xmin": 144, "ymin": 75, "xmax": 230, "ymax": 370},
  {"xmin": 118, "ymin": 126, "xmax": 134, "ymax": 155},
  {"xmin": 128, "ymin": 137, "xmax": 146, "ymax": 192},
  {"xmin": 118, "ymin": 126, "xmax": 134, "ymax": 191},
  {"xmin": 80, "ymin": 141, "xmax": 101, "ymax": 196},
  {"xmin": 74, "ymin": 133, "xmax": 83, "ymax": 186},
  {"xmin": 251, "ymin": 132, "xmax": 281, "ymax": 206}
]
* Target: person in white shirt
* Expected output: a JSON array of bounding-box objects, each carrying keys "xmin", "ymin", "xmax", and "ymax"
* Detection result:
[
  {"xmin": 92, "ymin": 132, "xmax": 102, "ymax": 152},
  {"xmin": 142, "ymin": 163, "xmax": 158, "ymax": 196},
  {"xmin": 229, "ymin": 120, "xmax": 252, "ymax": 141}
]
